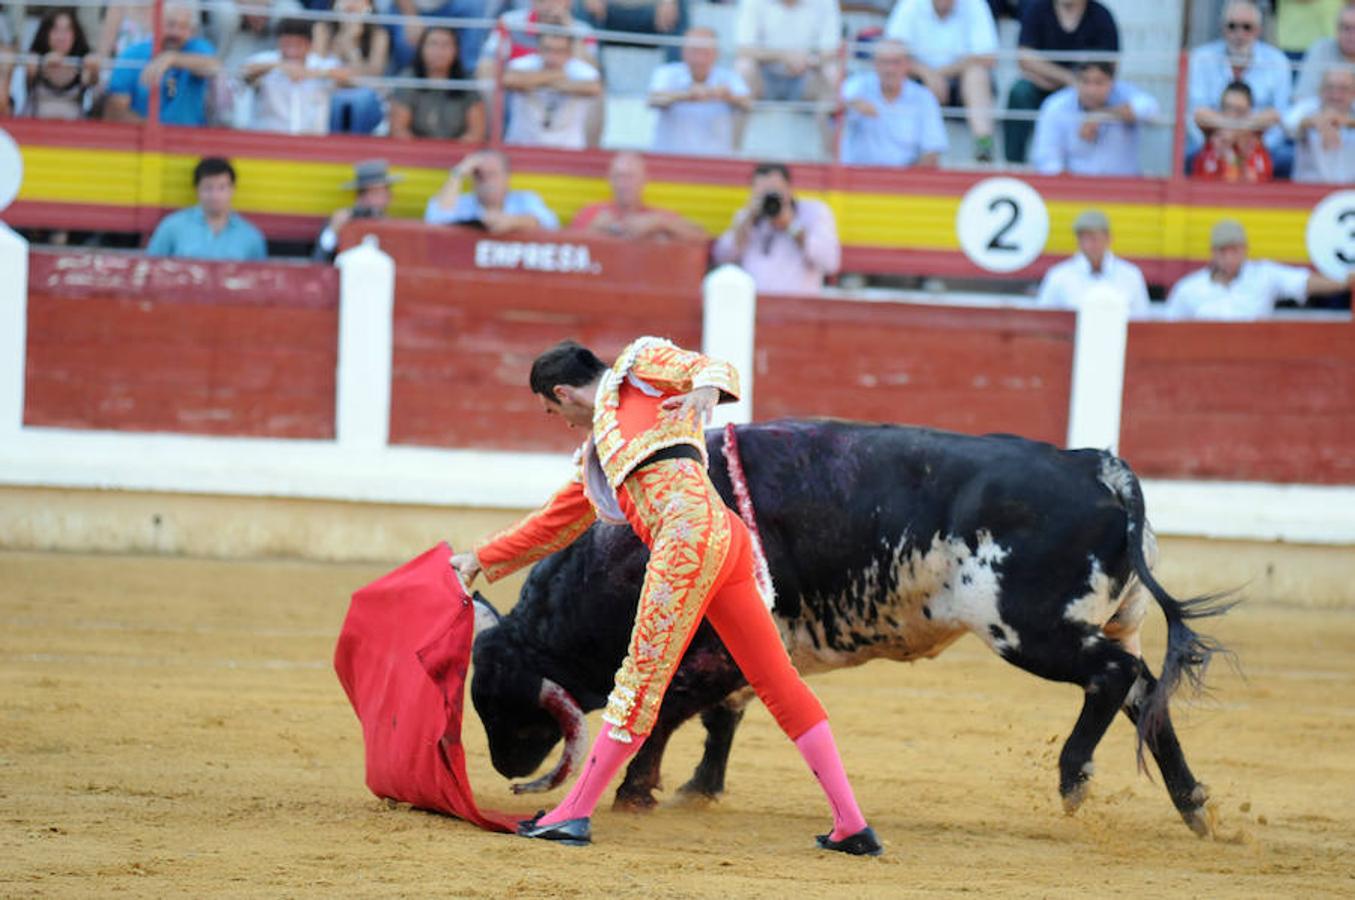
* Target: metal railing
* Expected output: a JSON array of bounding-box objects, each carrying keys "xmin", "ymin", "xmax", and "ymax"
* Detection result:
[{"xmin": 0, "ymin": 0, "xmax": 1324, "ymax": 178}]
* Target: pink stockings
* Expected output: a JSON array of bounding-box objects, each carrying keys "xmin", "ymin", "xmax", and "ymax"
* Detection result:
[
  {"xmin": 536, "ymin": 730, "xmax": 643, "ymax": 826},
  {"xmin": 537, "ymin": 719, "xmax": 867, "ymax": 842}
]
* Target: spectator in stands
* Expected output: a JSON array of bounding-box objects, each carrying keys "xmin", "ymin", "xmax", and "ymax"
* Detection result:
[
  {"xmin": 1296, "ymin": 5, "xmax": 1355, "ymax": 102},
  {"xmin": 573, "ymin": 0, "xmax": 687, "ymax": 62},
  {"xmin": 885, "ymin": 0, "xmax": 999, "ymax": 162},
  {"xmin": 502, "ymin": 31, "xmax": 602, "ymax": 149},
  {"xmin": 570, "ymin": 152, "xmax": 708, "ymax": 240},
  {"xmin": 392, "ymin": 0, "xmax": 494, "ymax": 77},
  {"xmin": 1278, "ymin": 0, "xmax": 1345, "ymax": 63},
  {"xmin": 1191, "ymin": 81, "xmax": 1276, "ymax": 182},
  {"xmin": 1028, "ymin": 60, "xmax": 1159, "ymax": 176},
  {"xmin": 1165, "ymin": 219, "xmax": 1352, "ymax": 320},
  {"xmin": 241, "ymin": 18, "xmax": 352, "ymax": 135},
  {"xmin": 425, "ymin": 149, "xmax": 560, "ymax": 232},
  {"xmin": 1187, "ymin": 0, "xmax": 1293, "ymax": 176},
  {"xmin": 648, "ymin": 26, "xmax": 753, "ymax": 157},
  {"xmin": 104, "ymin": 0, "xmax": 221, "ymax": 126},
  {"xmin": 312, "ymin": 0, "xmax": 388, "ymax": 134},
  {"xmin": 390, "ymin": 26, "xmax": 486, "ymax": 140},
  {"xmin": 1004, "ymin": 0, "xmax": 1120, "ymax": 164},
  {"xmin": 712, "ymin": 162, "xmax": 840, "ymax": 294},
  {"xmin": 840, "ymin": 38, "xmax": 948, "ymax": 167},
  {"xmin": 314, "ymin": 158, "xmax": 401, "ymax": 262},
  {"xmin": 147, "ymin": 157, "xmax": 267, "ymax": 261},
  {"xmin": 1035, "ymin": 209, "xmax": 1150, "ymax": 317},
  {"xmin": 734, "ymin": 0, "xmax": 842, "ymax": 103},
  {"xmin": 19, "ymin": 8, "xmax": 96, "ymax": 120},
  {"xmin": 1286, "ymin": 64, "xmax": 1355, "ymax": 183},
  {"xmin": 475, "ymin": 0, "xmax": 599, "ymax": 79}
]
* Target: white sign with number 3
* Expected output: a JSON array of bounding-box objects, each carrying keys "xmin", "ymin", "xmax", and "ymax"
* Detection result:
[
  {"xmin": 955, "ymin": 177, "xmax": 1050, "ymax": 274},
  {"xmin": 1305, "ymin": 191, "xmax": 1355, "ymax": 282}
]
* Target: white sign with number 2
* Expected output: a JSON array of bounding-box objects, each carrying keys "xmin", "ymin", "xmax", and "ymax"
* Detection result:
[{"xmin": 955, "ymin": 177, "xmax": 1050, "ymax": 274}]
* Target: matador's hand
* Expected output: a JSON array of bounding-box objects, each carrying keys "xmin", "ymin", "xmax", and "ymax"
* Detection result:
[
  {"xmin": 660, "ymin": 386, "xmax": 719, "ymax": 424},
  {"xmin": 450, "ymin": 550, "xmax": 482, "ymax": 587}
]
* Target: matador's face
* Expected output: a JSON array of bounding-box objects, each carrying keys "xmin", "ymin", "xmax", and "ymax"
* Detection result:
[{"xmin": 541, "ymin": 386, "xmax": 595, "ymax": 429}]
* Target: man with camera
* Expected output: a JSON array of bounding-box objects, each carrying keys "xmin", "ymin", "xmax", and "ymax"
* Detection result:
[
  {"xmin": 712, "ymin": 162, "xmax": 840, "ymax": 294},
  {"xmin": 314, "ymin": 159, "xmax": 401, "ymax": 262}
]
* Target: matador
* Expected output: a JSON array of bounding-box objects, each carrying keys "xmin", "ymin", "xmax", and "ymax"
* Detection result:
[{"xmin": 451, "ymin": 336, "xmax": 881, "ymax": 855}]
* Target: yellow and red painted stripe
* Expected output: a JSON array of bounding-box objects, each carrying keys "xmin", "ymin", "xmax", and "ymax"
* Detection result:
[{"xmin": 4, "ymin": 119, "xmax": 1336, "ymax": 285}]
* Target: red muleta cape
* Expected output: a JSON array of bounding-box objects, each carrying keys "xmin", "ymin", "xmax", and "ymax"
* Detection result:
[{"xmin": 333, "ymin": 542, "xmax": 521, "ymax": 832}]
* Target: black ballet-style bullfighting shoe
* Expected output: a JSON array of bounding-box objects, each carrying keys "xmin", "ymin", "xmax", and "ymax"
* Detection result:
[
  {"xmin": 516, "ymin": 811, "xmax": 592, "ymax": 846},
  {"xmin": 816, "ymin": 825, "xmax": 883, "ymax": 857}
]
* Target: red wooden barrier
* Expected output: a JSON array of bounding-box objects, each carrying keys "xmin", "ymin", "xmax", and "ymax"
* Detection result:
[
  {"xmin": 753, "ymin": 297, "xmax": 1076, "ymax": 446},
  {"xmin": 345, "ymin": 222, "xmax": 710, "ymax": 453},
  {"xmin": 1121, "ymin": 322, "xmax": 1355, "ymax": 484},
  {"xmin": 24, "ymin": 251, "xmax": 339, "ymax": 438}
]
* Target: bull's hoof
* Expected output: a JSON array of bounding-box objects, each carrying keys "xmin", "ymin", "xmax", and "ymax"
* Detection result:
[
  {"xmin": 612, "ymin": 789, "xmax": 659, "ymax": 813},
  {"xmin": 1060, "ymin": 762, "xmax": 1094, "ymax": 815},
  {"xmin": 1179, "ymin": 784, "xmax": 1216, "ymax": 838},
  {"xmin": 1061, "ymin": 779, "xmax": 1091, "ymax": 815},
  {"xmin": 672, "ymin": 784, "xmax": 721, "ymax": 808}
]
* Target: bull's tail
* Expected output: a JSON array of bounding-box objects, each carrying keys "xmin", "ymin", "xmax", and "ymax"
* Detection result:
[{"xmin": 1103, "ymin": 456, "xmax": 1238, "ymax": 769}]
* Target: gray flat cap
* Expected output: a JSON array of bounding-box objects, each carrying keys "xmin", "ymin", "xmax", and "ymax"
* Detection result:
[
  {"xmin": 342, "ymin": 159, "xmax": 403, "ymax": 191},
  {"xmin": 1072, "ymin": 209, "xmax": 1110, "ymax": 233},
  {"xmin": 1210, "ymin": 218, "xmax": 1248, "ymax": 247}
]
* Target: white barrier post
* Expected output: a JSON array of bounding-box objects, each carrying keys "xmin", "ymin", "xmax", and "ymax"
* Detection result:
[
  {"xmin": 702, "ymin": 264, "xmax": 757, "ymax": 427},
  {"xmin": 0, "ymin": 223, "xmax": 29, "ymax": 439},
  {"xmin": 1066, "ymin": 285, "xmax": 1130, "ymax": 452},
  {"xmin": 335, "ymin": 235, "xmax": 396, "ymax": 450}
]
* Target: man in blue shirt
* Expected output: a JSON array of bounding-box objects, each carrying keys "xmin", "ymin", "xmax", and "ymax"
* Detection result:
[
  {"xmin": 147, "ymin": 157, "xmax": 268, "ymax": 260},
  {"xmin": 840, "ymin": 39, "xmax": 947, "ymax": 167},
  {"xmin": 104, "ymin": 0, "xmax": 220, "ymax": 126},
  {"xmin": 1005, "ymin": 0, "xmax": 1120, "ymax": 163},
  {"xmin": 1029, "ymin": 60, "xmax": 1159, "ymax": 177},
  {"xmin": 424, "ymin": 150, "xmax": 559, "ymax": 233},
  {"xmin": 1187, "ymin": 0, "xmax": 1293, "ymax": 175}
]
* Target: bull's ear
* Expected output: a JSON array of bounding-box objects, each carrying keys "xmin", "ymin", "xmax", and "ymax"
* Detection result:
[{"xmin": 473, "ymin": 592, "xmax": 503, "ymax": 639}]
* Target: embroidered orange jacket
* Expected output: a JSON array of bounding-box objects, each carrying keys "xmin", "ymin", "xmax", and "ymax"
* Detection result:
[{"xmin": 475, "ymin": 336, "xmax": 739, "ymax": 583}]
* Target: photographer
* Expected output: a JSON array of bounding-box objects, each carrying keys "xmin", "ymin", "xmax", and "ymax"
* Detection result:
[
  {"xmin": 314, "ymin": 159, "xmax": 401, "ymax": 262},
  {"xmin": 712, "ymin": 162, "xmax": 840, "ymax": 295},
  {"xmin": 424, "ymin": 150, "xmax": 560, "ymax": 234}
]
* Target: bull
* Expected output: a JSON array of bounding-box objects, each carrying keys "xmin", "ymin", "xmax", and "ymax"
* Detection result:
[{"xmin": 470, "ymin": 419, "xmax": 1232, "ymax": 836}]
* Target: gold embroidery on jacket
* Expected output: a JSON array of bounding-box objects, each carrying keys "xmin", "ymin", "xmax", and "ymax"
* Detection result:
[{"xmin": 602, "ymin": 459, "xmax": 731, "ymax": 736}]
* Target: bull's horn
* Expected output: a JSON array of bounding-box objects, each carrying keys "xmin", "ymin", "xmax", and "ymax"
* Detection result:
[
  {"xmin": 472, "ymin": 593, "xmax": 501, "ymax": 640},
  {"xmin": 510, "ymin": 678, "xmax": 589, "ymax": 794}
]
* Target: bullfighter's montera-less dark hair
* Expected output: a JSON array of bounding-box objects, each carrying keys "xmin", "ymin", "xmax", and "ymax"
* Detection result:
[{"xmin": 530, "ymin": 340, "xmax": 607, "ymax": 400}]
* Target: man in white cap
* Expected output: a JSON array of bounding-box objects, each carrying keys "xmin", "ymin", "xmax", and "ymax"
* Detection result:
[
  {"xmin": 314, "ymin": 159, "xmax": 403, "ymax": 262},
  {"xmin": 1035, "ymin": 209, "xmax": 1151, "ymax": 318},
  {"xmin": 1165, "ymin": 218, "xmax": 1352, "ymax": 320}
]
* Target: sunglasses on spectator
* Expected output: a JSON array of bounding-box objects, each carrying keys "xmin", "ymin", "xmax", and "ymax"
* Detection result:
[{"xmin": 1225, "ymin": 21, "xmax": 1256, "ymax": 32}]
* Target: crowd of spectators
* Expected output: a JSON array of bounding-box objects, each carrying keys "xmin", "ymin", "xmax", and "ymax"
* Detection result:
[
  {"xmin": 1, "ymin": 0, "xmax": 1354, "ymax": 185},
  {"xmin": 3, "ymin": 0, "xmax": 1352, "ymax": 321},
  {"xmin": 146, "ymin": 146, "xmax": 1349, "ymax": 321}
]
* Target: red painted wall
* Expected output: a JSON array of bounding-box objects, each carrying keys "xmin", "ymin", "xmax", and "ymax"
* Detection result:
[
  {"xmin": 20, "ymin": 233, "xmax": 1354, "ymax": 486},
  {"xmin": 1121, "ymin": 322, "xmax": 1355, "ymax": 485},
  {"xmin": 753, "ymin": 297, "xmax": 1076, "ymax": 446},
  {"xmin": 359, "ymin": 223, "xmax": 710, "ymax": 453},
  {"xmin": 24, "ymin": 251, "xmax": 339, "ymax": 438}
]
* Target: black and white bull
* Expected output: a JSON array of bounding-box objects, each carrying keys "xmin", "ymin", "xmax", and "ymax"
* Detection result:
[{"xmin": 470, "ymin": 419, "xmax": 1232, "ymax": 836}]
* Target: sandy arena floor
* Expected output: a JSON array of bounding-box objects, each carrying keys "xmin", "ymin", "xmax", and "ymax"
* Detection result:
[{"xmin": 2, "ymin": 550, "xmax": 1353, "ymax": 898}]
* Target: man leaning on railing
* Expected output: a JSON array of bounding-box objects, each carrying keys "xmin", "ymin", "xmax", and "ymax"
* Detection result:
[{"xmin": 103, "ymin": 0, "xmax": 220, "ymax": 126}]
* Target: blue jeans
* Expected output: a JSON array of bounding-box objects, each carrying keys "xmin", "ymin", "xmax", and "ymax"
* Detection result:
[{"xmin": 330, "ymin": 88, "xmax": 385, "ymax": 135}]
